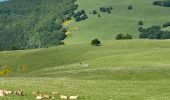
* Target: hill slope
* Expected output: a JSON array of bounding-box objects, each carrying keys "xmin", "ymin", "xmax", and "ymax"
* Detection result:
[
  {"xmin": 65, "ymin": 0, "xmax": 170, "ymax": 42},
  {"xmin": 0, "ymin": 40, "xmax": 170, "ymax": 78},
  {"xmin": 1, "ymin": 40, "xmax": 170, "ymax": 99}
]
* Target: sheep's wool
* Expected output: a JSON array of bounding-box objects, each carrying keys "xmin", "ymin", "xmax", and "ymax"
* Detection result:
[{"xmin": 36, "ymin": 96, "xmax": 43, "ymax": 99}]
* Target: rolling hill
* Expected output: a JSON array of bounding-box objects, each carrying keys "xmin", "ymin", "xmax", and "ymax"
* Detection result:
[
  {"xmin": 1, "ymin": 40, "xmax": 170, "ymax": 99},
  {"xmin": 65, "ymin": 0, "xmax": 170, "ymax": 43},
  {"xmin": 1, "ymin": 0, "xmax": 170, "ymax": 100}
]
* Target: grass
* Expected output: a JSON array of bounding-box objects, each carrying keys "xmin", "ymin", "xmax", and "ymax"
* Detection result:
[
  {"xmin": 1, "ymin": 40, "xmax": 170, "ymax": 99},
  {"xmin": 65, "ymin": 0, "xmax": 170, "ymax": 42},
  {"xmin": 1, "ymin": 0, "xmax": 170, "ymax": 99}
]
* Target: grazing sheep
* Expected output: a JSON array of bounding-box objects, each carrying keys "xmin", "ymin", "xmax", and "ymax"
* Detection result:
[
  {"xmin": 3, "ymin": 90, "xmax": 13, "ymax": 95},
  {"xmin": 0, "ymin": 90, "xmax": 6, "ymax": 97},
  {"xmin": 52, "ymin": 91, "xmax": 59, "ymax": 95},
  {"xmin": 60, "ymin": 95, "xmax": 67, "ymax": 99},
  {"xmin": 51, "ymin": 96, "xmax": 55, "ymax": 99},
  {"xmin": 69, "ymin": 95, "xmax": 79, "ymax": 100},
  {"xmin": 32, "ymin": 91, "xmax": 40, "ymax": 95},
  {"xmin": 15, "ymin": 90, "xmax": 24, "ymax": 96},
  {"xmin": 36, "ymin": 95, "xmax": 43, "ymax": 100},
  {"xmin": 41, "ymin": 93, "xmax": 50, "ymax": 99}
]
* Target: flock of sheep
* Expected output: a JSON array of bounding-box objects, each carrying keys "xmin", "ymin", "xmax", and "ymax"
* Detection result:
[{"xmin": 0, "ymin": 89, "xmax": 79, "ymax": 99}]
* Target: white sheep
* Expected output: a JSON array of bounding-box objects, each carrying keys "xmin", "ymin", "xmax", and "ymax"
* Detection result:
[
  {"xmin": 60, "ymin": 95, "xmax": 67, "ymax": 99},
  {"xmin": 32, "ymin": 91, "xmax": 40, "ymax": 95},
  {"xmin": 36, "ymin": 95, "xmax": 43, "ymax": 99},
  {"xmin": 15, "ymin": 90, "xmax": 24, "ymax": 96},
  {"xmin": 52, "ymin": 91, "xmax": 59, "ymax": 95},
  {"xmin": 0, "ymin": 90, "xmax": 6, "ymax": 97},
  {"xmin": 3, "ymin": 90, "xmax": 13, "ymax": 95},
  {"xmin": 51, "ymin": 96, "xmax": 55, "ymax": 99},
  {"xmin": 69, "ymin": 95, "xmax": 79, "ymax": 100},
  {"xmin": 41, "ymin": 93, "xmax": 50, "ymax": 99}
]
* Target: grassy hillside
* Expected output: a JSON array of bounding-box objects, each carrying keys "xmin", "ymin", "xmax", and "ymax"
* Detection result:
[
  {"xmin": 65, "ymin": 0, "xmax": 170, "ymax": 42},
  {"xmin": 1, "ymin": 0, "xmax": 170, "ymax": 100},
  {"xmin": 1, "ymin": 40, "xmax": 170, "ymax": 99}
]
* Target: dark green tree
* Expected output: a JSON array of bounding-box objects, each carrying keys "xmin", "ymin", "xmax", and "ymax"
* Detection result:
[{"xmin": 91, "ymin": 39, "xmax": 101, "ymax": 46}]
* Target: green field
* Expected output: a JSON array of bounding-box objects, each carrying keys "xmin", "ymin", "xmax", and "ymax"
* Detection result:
[
  {"xmin": 65, "ymin": 0, "xmax": 170, "ymax": 42},
  {"xmin": 1, "ymin": 0, "xmax": 170, "ymax": 99},
  {"xmin": 1, "ymin": 40, "xmax": 170, "ymax": 99}
]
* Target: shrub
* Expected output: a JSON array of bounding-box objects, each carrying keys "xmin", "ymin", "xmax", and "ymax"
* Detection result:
[
  {"xmin": 100, "ymin": 6, "xmax": 113, "ymax": 13},
  {"xmin": 153, "ymin": 1, "xmax": 160, "ymax": 5},
  {"xmin": 100, "ymin": 7, "xmax": 107, "ymax": 12},
  {"xmin": 72, "ymin": 4, "xmax": 79, "ymax": 10},
  {"xmin": 81, "ymin": 10, "xmax": 86, "ymax": 14},
  {"xmin": 124, "ymin": 34, "xmax": 132, "ymax": 39},
  {"xmin": 107, "ymin": 9, "xmax": 111, "ymax": 13},
  {"xmin": 153, "ymin": 1, "xmax": 170, "ymax": 7},
  {"xmin": 116, "ymin": 33, "xmax": 124, "ymax": 40},
  {"xmin": 116, "ymin": 34, "xmax": 132, "ymax": 40},
  {"xmin": 128, "ymin": 5, "xmax": 133, "ymax": 10},
  {"xmin": 109, "ymin": 6, "xmax": 113, "ymax": 10},
  {"xmin": 138, "ymin": 25, "xmax": 170, "ymax": 39},
  {"xmin": 98, "ymin": 14, "xmax": 101, "ymax": 17},
  {"xmin": 73, "ymin": 10, "xmax": 88, "ymax": 22},
  {"xmin": 162, "ymin": 21, "xmax": 170, "ymax": 28},
  {"xmin": 139, "ymin": 32, "xmax": 148, "ymax": 38},
  {"xmin": 138, "ymin": 20, "xmax": 144, "ymax": 25},
  {"xmin": 91, "ymin": 38, "xmax": 101, "ymax": 46},
  {"xmin": 154, "ymin": 31, "xmax": 162, "ymax": 39},
  {"xmin": 138, "ymin": 27, "xmax": 145, "ymax": 32},
  {"xmin": 92, "ymin": 10, "xmax": 97, "ymax": 14},
  {"xmin": 160, "ymin": 31, "xmax": 170, "ymax": 39}
]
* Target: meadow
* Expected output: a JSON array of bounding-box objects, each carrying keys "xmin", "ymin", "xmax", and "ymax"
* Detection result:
[
  {"xmin": 1, "ymin": 0, "xmax": 170, "ymax": 99},
  {"xmin": 65, "ymin": 0, "xmax": 170, "ymax": 42},
  {"xmin": 1, "ymin": 40, "xmax": 170, "ymax": 99}
]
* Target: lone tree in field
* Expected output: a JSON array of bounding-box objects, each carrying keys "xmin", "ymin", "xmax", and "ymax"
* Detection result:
[
  {"xmin": 128, "ymin": 5, "xmax": 133, "ymax": 10},
  {"xmin": 91, "ymin": 38, "xmax": 101, "ymax": 46}
]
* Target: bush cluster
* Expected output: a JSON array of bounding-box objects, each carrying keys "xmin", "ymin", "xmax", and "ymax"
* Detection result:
[
  {"xmin": 100, "ymin": 6, "xmax": 113, "ymax": 13},
  {"xmin": 116, "ymin": 34, "xmax": 132, "ymax": 40},
  {"xmin": 153, "ymin": 1, "xmax": 170, "ymax": 7},
  {"xmin": 162, "ymin": 21, "xmax": 170, "ymax": 28},
  {"xmin": 73, "ymin": 10, "xmax": 88, "ymax": 22},
  {"xmin": 139, "ymin": 26, "xmax": 170, "ymax": 39}
]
